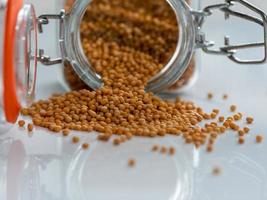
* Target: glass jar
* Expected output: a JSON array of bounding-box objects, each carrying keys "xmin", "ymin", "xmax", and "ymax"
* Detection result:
[
  {"xmin": 59, "ymin": 0, "xmax": 267, "ymax": 94},
  {"xmin": 62, "ymin": 0, "xmax": 200, "ymax": 95},
  {"xmin": 1, "ymin": 0, "xmax": 267, "ymax": 124}
]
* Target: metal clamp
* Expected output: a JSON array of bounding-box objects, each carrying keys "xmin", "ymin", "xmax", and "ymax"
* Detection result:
[
  {"xmin": 194, "ymin": 0, "xmax": 267, "ymax": 64},
  {"xmin": 36, "ymin": 10, "xmax": 65, "ymax": 66}
]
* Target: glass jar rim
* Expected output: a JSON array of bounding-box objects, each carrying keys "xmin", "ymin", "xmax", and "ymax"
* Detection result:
[{"xmin": 64, "ymin": 0, "xmax": 196, "ymax": 93}]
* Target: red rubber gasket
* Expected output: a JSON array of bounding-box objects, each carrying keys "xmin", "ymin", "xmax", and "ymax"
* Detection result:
[{"xmin": 3, "ymin": 0, "xmax": 23, "ymax": 123}]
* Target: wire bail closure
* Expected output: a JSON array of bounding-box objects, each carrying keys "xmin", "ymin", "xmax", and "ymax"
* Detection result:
[
  {"xmin": 194, "ymin": 0, "xmax": 267, "ymax": 64},
  {"xmin": 36, "ymin": 10, "xmax": 65, "ymax": 66}
]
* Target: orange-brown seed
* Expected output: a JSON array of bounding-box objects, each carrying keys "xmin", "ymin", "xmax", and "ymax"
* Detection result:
[
  {"xmin": 72, "ymin": 136, "xmax": 80, "ymax": 144},
  {"xmin": 18, "ymin": 120, "xmax": 25, "ymax": 127},
  {"xmin": 27, "ymin": 123, "xmax": 34, "ymax": 132},
  {"xmin": 256, "ymin": 135, "xmax": 263, "ymax": 143}
]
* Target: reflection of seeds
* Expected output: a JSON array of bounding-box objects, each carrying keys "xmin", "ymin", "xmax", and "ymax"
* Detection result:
[
  {"xmin": 128, "ymin": 159, "xmax": 136, "ymax": 167},
  {"xmin": 160, "ymin": 146, "xmax": 167, "ymax": 154},
  {"xmin": 169, "ymin": 147, "xmax": 176, "ymax": 155},
  {"xmin": 152, "ymin": 145, "xmax": 159, "ymax": 152},
  {"xmin": 223, "ymin": 94, "xmax": 228, "ymax": 100},
  {"xmin": 212, "ymin": 167, "xmax": 222, "ymax": 176}
]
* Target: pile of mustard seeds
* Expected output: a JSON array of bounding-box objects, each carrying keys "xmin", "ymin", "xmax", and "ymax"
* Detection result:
[{"xmin": 20, "ymin": 0, "xmax": 263, "ymax": 151}]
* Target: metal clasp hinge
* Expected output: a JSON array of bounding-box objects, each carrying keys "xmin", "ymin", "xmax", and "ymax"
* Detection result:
[
  {"xmin": 36, "ymin": 10, "xmax": 65, "ymax": 66},
  {"xmin": 194, "ymin": 0, "xmax": 267, "ymax": 64}
]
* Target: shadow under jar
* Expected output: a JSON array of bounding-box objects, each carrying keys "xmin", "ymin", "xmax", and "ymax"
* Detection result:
[{"xmin": 63, "ymin": 0, "xmax": 199, "ymax": 95}]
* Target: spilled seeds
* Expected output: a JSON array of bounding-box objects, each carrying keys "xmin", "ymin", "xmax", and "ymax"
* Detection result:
[{"xmin": 19, "ymin": 0, "xmax": 262, "ymax": 153}]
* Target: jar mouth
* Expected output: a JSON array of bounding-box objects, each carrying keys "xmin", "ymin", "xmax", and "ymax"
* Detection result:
[
  {"xmin": 65, "ymin": 0, "xmax": 103, "ymax": 91},
  {"xmin": 15, "ymin": 4, "xmax": 37, "ymax": 107},
  {"xmin": 66, "ymin": 0, "xmax": 195, "ymax": 93},
  {"xmin": 146, "ymin": 0, "xmax": 196, "ymax": 93}
]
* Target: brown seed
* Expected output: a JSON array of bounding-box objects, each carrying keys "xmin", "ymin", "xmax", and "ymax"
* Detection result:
[
  {"xmin": 246, "ymin": 117, "xmax": 254, "ymax": 124},
  {"xmin": 72, "ymin": 136, "xmax": 80, "ymax": 144},
  {"xmin": 206, "ymin": 145, "xmax": 213, "ymax": 153},
  {"xmin": 233, "ymin": 114, "xmax": 240, "ymax": 121},
  {"xmin": 27, "ymin": 124, "xmax": 34, "ymax": 132},
  {"xmin": 128, "ymin": 159, "xmax": 136, "ymax": 167},
  {"xmin": 212, "ymin": 109, "xmax": 220, "ymax": 114},
  {"xmin": 207, "ymin": 92, "xmax": 213, "ymax": 100},
  {"xmin": 212, "ymin": 167, "xmax": 222, "ymax": 176},
  {"xmin": 238, "ymin": 137, "xmax": 245, "ymax": 145},
  {"xmin": 243, "ymin": 127, "xmax": 250, "ymax": 133},
  {"xmin": 218, "ymin": 116, "xmax": 225, "ymax": 123},
  {"xmin": 82, "ymin": 143, "xmax": 90, "ymax": 149},
  {"xmin": 256, "ymin": 135, "xmax": 263, "ymax": 143},
  {"xmin": 18, "ymin": 120, "xmax": 25, "ymax": 127},
  {"xmin": 238, "ymin": 130, "xmax": 245, "ymax": 137},
  {"xmin": 62, "ymin": 129, "xmax": 70, "ymax": 136},
  {"xmin": 223, "ymin": 94, "xmax": 228, "ymax": 100},
  {"xmin": 20, "ymin": 108, "xmax": 29, "ymax": 116},
  {"xmin": 113, "ymin": 138, "xmax": 121, "ymax": 146},
  {"xmin": 230, "ymin": 105, "xmax": 236, "ymax": 112},
  {"xmin": 97, "ymin": 134, "xmax": 110, "ymax": 141}
]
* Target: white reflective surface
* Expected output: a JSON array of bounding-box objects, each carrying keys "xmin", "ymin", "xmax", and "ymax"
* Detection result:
[{"xmin": 1, "ymin": 0, "xmax": 267, "ymax": 200}]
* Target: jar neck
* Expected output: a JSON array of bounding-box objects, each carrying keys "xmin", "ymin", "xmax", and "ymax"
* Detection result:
[
  {"xmin": 146, "ymin": 0, "xmax": 196, "ymax": 93},
  {"xmin": 64, "ymin": 0, "xmax": 196, "ymax": 93},
  {"xmin": 64, "ymin": 0, "xmax": 103, "ymax": 91}
]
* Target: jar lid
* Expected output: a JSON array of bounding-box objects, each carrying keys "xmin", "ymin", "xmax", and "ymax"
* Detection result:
[{"xmin": 3, "ymin": 0, "xmax": 37, "ymax": 123}]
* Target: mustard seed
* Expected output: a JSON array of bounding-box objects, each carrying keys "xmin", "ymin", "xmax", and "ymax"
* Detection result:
[
  {"xmin": 256, "ymin": 135, "xmax": 263, "ymax": 143},
  {"xmin": 206, "ymin": 145, "xmax": 213, "ymax": 153},
  {"xmin": 246, "ymin": 117, "xmax": 254, "ymax": 124},
  {"xmin": 72, "ymin": 136, "xmax": 80, "ymax": 144},
  {"xmin": 113, "ymin": 138, "xmax": 121, "ymax": 146},
  {"xmin": 243, "ymin": 127, "xmax": 250, "ymax": 134},
  {"xmin": 82, "ymin": 143, "xmax": 90, "ymax": 150},
  {"xmin": 18, "ymin": 120, "xmax": 25, "ymax": 127},
  {"xmin": 207, "ymin": 92, "xmax": 213, "ymax": 100},
  {"xmin": 219, "ymin": 116, "xmax": 224, "ymax": 123},
  {"xmin": 230, "ymin": 105, "xmax": 237, "ymax": 112},
  {"xmin": 27, "ymin": 124, "xmax": 34, "ymax": 132},
  {"xmin": 62, "ymin": 129, "xmax": 70, "ymax": 136},
  {"xmin": 238, "ymin": 130, "xmax": 245, "ymax": 137},
  {"xmin": 97, "ymin": 134, "xmax": 110, "ymax": 142},
  {"xmin": 238, "ymin": 137, "xmax": 245, "ymax": 145}
]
